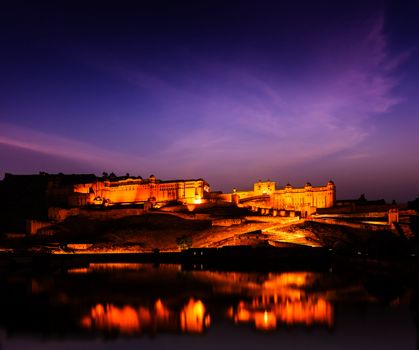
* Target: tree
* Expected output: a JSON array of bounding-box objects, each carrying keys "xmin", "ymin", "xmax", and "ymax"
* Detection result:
[{"xmin": 176, "ymin": 235, "xmax": 192, "ymax": 250}]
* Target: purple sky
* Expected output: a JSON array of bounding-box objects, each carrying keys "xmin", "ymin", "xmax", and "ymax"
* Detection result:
[{"xmin": 1, "ymin": 0, "xmax": 419, "ymax": 200}]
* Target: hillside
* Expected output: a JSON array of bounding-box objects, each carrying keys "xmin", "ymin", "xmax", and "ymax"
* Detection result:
[{"xmin": 9, "ymin": 210, "xmax": 412, "ymax": 257}]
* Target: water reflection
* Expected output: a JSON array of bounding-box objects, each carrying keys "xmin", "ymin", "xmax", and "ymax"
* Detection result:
[
  {"xmin": 72, "ymin": 264, "xmax": 332, "ymax": 333},
  {"xmin": 80, "ymin": 298, "xmax": 210, "ymax": 334},
  {"xmin": 230, "ymin": 295, "xmax": 332, "ymax": 330},
  {"xmin": 228, "ymin": 272, "xmax": 333, "ymax": 329},
  {"xmin": 82, "ymin": 304, "xmax": 143, "ymax": 333},
  {"xmin": 0, "ymin": 262, "xmax": 416, "ymax": 344},
  {"xmin": 68, "ymin": 263, "xmax": 151, "ymax": 273},
  {"xmin": 180, "ymin": 299, "xmax": 211, "ymax": 333}
]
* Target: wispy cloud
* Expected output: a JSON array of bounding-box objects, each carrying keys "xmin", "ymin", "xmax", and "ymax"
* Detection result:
[
  {"xmin": 132, "ymin": 14, "xmax": 406, "ymax": 177},
  {"xmin": 0, "ymin": 123, "xmax": 148, "ymax": 171}
]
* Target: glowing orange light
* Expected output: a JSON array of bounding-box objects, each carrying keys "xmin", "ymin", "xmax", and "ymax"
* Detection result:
[
  {"xmin": 82, "ymin": 304, "xmax": 141, "ymax": 333},
  {"xmin": 236, "ymin": 308, "xmax": 251, "ymax": 322},
  {"xmin": 80, "ymin": 315, "xmax": 92, "ymax": 328},
  {"xmin": 88, "ymin": 263, "xmax": 144, "ymax": 271},
  {"xmin": 80, "ymin": 299, "xmax": 180, "ymax": 334},
  {"xmin": 154, "ymin": 299, "xmax": 170, "ymax": 321},
  {"xmin": 180, "ymin": 298, "xmax": 209, "ymax": 333},
  {"xmin": 254, "ymin": 310, "xmax": 277, "ymax": 330},
  {"xmin": 226, "ymin": 272, "xmax": 333, "ymax": 330},
  {"xmin": 276, "ymin": 298, "xmax": 333, "ymax": 326},
  {"xmin": 67, "ymin": 267, "xmax": 88, "ymax": 274}
]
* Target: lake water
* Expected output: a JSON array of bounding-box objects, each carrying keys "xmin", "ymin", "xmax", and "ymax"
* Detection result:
[{"xmin": 0, "ymin": 262, "xmax": 417, "ymax": 349}]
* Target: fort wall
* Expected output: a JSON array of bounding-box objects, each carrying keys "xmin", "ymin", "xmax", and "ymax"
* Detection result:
[
  {"xmin": 47, "ymin": 206, "xmax": 147, "ymax": 223},
  {"xmin": 253, "ymin": 180, "xmax": 276, "ymax": 195},
  {"xmin": 232, "ymin": 180, "xmax": 336, "ymax": 213},
  {"xmin": 212, "ymin": 218, "xmax": 243, "ymax": 227},
  {"xmin": 26, "ymin": 220, "xmax": 54, "ymax": 235},
  {"xmin": 272, "ymin": 182, "xmax": 335, "ymax": 211},
  {"xmin": 73, "ymin": 175, "xmax": 210, "ymax": 206},
  {"xmin": 309, "ymin": 217, "xmax": 390, "ymax": 231}
]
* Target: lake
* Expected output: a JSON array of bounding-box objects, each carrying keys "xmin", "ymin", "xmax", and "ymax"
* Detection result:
[{"xmin": 0, "ymin": 262, "xmax": 417, "ymax": 349}]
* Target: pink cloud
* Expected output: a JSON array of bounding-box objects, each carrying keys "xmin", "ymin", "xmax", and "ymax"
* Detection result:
[
  {"xmin": 0, "ymin": 123, "xmax": 149, "ymax": 171},
  {"xmin": 147, "ymin": 15, "xmax": 407, "ymax": 179}
]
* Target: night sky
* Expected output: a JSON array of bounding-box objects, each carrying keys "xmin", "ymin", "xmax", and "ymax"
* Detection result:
[{"xmin": 1, "ymin": 0, "xmax": 418, "ymax": 201}]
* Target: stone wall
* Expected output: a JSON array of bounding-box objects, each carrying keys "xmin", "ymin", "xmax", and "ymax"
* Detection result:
[
  {"xmin": 233, "ymin": 180, "xmax": 336, "ymax": 213},
  {"xmin": 243, "ymin": 216, "xmax": 301, "ymax": 224},
  {"xmin": 48, "ymin": 207, "xmax": 80, "ymax": 221},
  {"xmin": 272, "ymin": 182, "xmax": 335, "ymax": 211},
  {"xmin": 253, "ymin": 180, "xmax": 276, "ymax": 195},
  {"xmin": 78, "ymin": 208, "xmax": 145, "ymax": 220},
  {"xmin": 26, "ymin": 220, "xmax": 53, "ymax": 235},
  {"xmin": 73, "ymin": 175, "xmax": 210, "ymax": 206},
  {"xmin": 206, "ymin": 193, "xmax": 232, "ymax": 202},
  {"xmin": 212, "ymin": 218, "xmax": 243, "ymax": 227},
  {"xmin": 309, "ymin": 217, "xmax": 390, "ymax": 231},
  {"xmin": 51, "ymin": 207, "xmax": 146, "ymax": 222}
]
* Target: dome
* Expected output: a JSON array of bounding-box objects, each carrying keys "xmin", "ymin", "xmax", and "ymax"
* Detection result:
[
  {"xmin": 305, "ymin": 182, "xmax": 312, "ymax": 187},
  {"xmin": 327, "ymin": 180, "xmax": 335, "ymax": 186}
]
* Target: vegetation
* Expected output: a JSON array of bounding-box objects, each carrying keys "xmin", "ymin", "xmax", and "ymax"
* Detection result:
[{"xmin": 176, "ymin": 235, "xmax": 193, "ymax": 250}]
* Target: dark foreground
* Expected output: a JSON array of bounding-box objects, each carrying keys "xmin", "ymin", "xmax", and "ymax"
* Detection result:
[
  {"xmin": 1, "ymin": 245, "xmax": 418, "ymax": 273},
  {"xmin": 3, "ymin": 246, "xmax": 328, "ymax": 270}
]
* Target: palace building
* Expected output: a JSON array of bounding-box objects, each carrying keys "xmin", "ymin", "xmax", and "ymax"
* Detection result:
[
  {"xmin": 233, "ymin": 180, "xmax": 336, "ymax": 215},
  {"xmin": 71, "ymin": 175, "xmax": 210, "ymax": 207},
  {"xmin": 0, "ymin": 172, "xmax": 335, "ymax": 215}
]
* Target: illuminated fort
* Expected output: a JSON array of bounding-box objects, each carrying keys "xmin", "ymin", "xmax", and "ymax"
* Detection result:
[
  {"xmin": 70, "ymin": 175, "xmax": 336, "ymax": 213},
  {"xmin": 232, "ymin": 179, "xmax": 336, "ymax": 215},
  {"xmin": 0, "ymin": 173, "xmax": 336, "ymax": 215},
  {"xmin": 71, "ymin": 175, "xmax": 210, "ymax": 206}
]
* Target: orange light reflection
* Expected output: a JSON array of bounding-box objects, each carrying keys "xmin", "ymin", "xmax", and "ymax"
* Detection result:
[
  {"xmin": 81, "ymin": 298, "xmax": 210, "ymax": 334},
  {"xmin": 180, "ymin": 298, "xmax": 210, "ymax": 333},
  {"xmin": 229, "ymin": 272, "xmax": 333, "ymax": 330}
]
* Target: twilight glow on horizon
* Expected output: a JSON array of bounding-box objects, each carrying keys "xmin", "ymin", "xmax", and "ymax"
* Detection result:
[{"xmin": 0, "ymin": 0, "xmax": 418, "ymax": 201}]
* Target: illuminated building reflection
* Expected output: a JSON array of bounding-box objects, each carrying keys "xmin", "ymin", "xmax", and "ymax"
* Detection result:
[
  {"xmin": 81, "ymin": 298, "xmax": 210, "ymax": 334},
  {"xmin": 69, "ymin": 265, "xmax": 335, "ymax": 334},
  {"xmin": 81, "ymin": 304, "xmax": 142, "ymax": 333},
  {"xmin": 180, "ymin": 298, "xmax": 211, "ymax": 333},
  {"xmin": 227, "ymin": 272, "xmax": 333, "ymax": 330},
  {"xmin": 68, "ymin": 263, "xmax": 146, "ymax": 274},
  {"xmin": 1, "ymin": 262, "xmax": 413, "ymax": 343}
]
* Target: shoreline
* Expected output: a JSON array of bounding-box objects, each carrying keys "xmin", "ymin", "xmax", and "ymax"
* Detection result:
[{"xmin": 1, "ymin": 246, "xmax": 417, "ymax": 274}]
